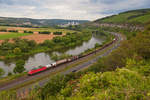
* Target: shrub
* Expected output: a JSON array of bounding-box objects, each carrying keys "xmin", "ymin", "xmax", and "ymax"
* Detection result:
[
  {"xmin": 8, "ymin": 30, "xmax": 18, "ymax": 32},
  {"xmin": 53, "ymin": 32, "xmax": 62, "ymax": 35},
  {"xmin": 13, "ymin": 60, "xmax": 25, "ymax": 73},
  {"xmin": 0, "ymin": 29, "xmax": 7, "ymax": 32},
  {"xmin": 24, "ymin": 30, "xmax": 33, "ymax": 34},
  {"xmin": 0, "ymin": 68, "xmax": 5, "ymax": 77},
  {"xmin": 8, "ymin": 72, "xmax": 12, "ymax": 76},
  {"xmin": 39, "ymin": 31, "xmax": 51, "ymax": 34}
]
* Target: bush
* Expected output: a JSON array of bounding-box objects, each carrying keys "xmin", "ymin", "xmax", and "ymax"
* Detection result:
[
  {"xmin": 24, "ymin": 30, "xmax": 33, "ymax": 34},
  {"xmin": 13, "ymin": 47, "xmax": 21, "ymax": 55},
  {"xmin": 39, "ymin": 31, "xmax": 51, "ymax": 34},
  {"xmin": 8, "ymin": 72, "xmax": 12, "ymax": 76},
  {"xmin": 53, "ymin": 32, "xmax": 62, "ymax": 35},
  {"xmin": 8, "ymin": 30, "xmax": 18, "ymax": 32},
  {"xmin": 13, "ymin": 60, "xmax": 25, "ymax": 73},
  {"xmin": 0, "ymin": 29, "xmax": 7, "ymax": 32},
  {"xmin": 0, "ymin": 68, "xmax": 5, "ymax": 77}
]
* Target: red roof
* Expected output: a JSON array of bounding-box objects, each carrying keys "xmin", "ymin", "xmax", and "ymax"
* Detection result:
[{"xmin": 28, "ymin": 66, "xmax": 47, "ymax": 75}]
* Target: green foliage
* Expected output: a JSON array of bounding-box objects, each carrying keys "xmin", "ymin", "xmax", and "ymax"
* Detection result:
[
  {"xmin": 53, "ymin": 31, "xmax": 62, "ymax": 35},
  {"xmin": 55, "ymin": 58, "xmax": 150, "ymax": 100},
  {"xmin": 13, "ymin": 47, "xmax": 21, "ymax": 55},
  {"xmin": 94, "ymin": 43, "xmax": 100, "ymax": 48},
  {"xmin": 42, "ymin": 40, "xmax": 55, "ymax": 48},
  {"xmin": 95, "ymin": 8, "xmax": 150, "ymax": 25},
  {"xmin": 8, "ymin": 30, "xmax": 18, "ymax": 32},
  {"xmin": 0, "ymin": 38, "xmax": 37, "ymax": 58},
  {"xmin": 13, "ymin": 60, "xmax": 25, "ymax": 73},
  {"xmin": 0, "ymin": 90, "xmax": 17, "ymax": 100},
  {"xmin": 51, "ymin": 31, "xmax": 91, "ymax": 48},
  {"xmin": 24, "ymin": 30, "xmax": 33, "ymax": 33},
  {"xmin": 41, "ymin": 75, "xmax": 65, "ymax": 96},
  {"xmin": 40, "ymin": 73, "xmax": 77, "ymax": 99},
  {"xmin": 0, "ymin": 68, "xmax": 5, "ymax": 77},
  {"xmin": 99, "ymin": 26, "xmax": 139, "ymax": 39},
  {"xmin": 39, "ymin": 31, "xmax": 51, "ymax": 34},
  {"xmin": 8, "ymin": 72, "xmax": 12, "ymax": 76}
]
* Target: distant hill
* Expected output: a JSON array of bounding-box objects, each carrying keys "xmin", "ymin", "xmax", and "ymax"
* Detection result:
[
  {"xmin": 0, "ymin": 17, "xmax": 89, "ymax": 27},
  {"xmin": 94, "ymin": 8, "xmax": 150, "ymax": 25}
]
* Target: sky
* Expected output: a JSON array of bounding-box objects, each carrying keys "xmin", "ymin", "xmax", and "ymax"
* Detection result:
[{"xmin": 0, "ymin": 0, "xmax": 150, "ymax": 21}]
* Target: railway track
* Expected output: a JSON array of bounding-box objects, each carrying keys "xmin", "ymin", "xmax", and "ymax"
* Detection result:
[{"xmin": 0, "ymin": 32, "xmax": 125, "ymax": 91}]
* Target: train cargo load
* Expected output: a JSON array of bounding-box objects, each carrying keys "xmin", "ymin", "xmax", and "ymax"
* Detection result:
[{"xmin": 56, "ymin": 59, "xmax": 67, "ymax": 65}]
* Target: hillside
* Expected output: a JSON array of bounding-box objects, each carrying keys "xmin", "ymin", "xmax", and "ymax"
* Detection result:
[
  {"xmin": 95, "ymin": 8, "xmax": 150, "ymax": 25},
  {"xmin": 0, "ymin": 17, "xmax": 89, "ymax": 27}
]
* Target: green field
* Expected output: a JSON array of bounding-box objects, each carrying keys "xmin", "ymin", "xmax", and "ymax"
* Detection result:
[{"xmin": 0, "ymin": 33, "xmax": 32, "ymax": 40}]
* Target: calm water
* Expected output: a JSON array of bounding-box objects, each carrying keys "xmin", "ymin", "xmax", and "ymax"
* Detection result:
[{"xmin": 0, "ymin": 35, "xmax": 104, "ymax": 76}]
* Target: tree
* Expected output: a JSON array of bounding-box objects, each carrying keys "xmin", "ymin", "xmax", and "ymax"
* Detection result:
[
  {"xmin": 13, "ymin": 47, "xmax": 21, "ymax": 55},
  {"xmin": 42, "ymin": 40, "xmax": 55, "ymax": 48},
  {"xmin": 27, "ymin": 40, "xmax": 36, "ymax": 47},
  {"xmin": 95, "ymin": 43, "xmax": 100, "ymax": 54},
  {"xmin": 95, "ymin": 43, "xmax": 100, "ymax": 48},
  {"xmin": 13, "ymin": 60, "xmax": 25, "ymax": 73},
  {"xmin": 8, "ymin": 72, "xmax": 12, "ymax": 76}
]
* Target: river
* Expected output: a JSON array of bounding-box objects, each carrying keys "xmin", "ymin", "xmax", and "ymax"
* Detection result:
[{"xmin": 0, "ymin": 35, "xmax": 104, "ymax": 77}]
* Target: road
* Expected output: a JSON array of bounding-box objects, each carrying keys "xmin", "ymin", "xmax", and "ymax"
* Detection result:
[{"xmin": 0, "ymin": 32, "xmax": 125, "ymax": 92}]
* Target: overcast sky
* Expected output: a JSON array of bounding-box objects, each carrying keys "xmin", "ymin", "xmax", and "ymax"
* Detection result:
[{"xmin": 0, "ymin": 0, "xmax": 150, "ymax": 20}]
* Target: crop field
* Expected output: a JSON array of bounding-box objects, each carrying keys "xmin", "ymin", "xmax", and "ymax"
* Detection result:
[
  {"xmin": 20, "ymin": 33, "xmax": 65, "ymax": 43},
  {"xmin": 0, "ymin": 26, "xmax": 30, "ymax": 30},
  {"xmin": 29, "ymin": 27, "xmax": 75, "ymax": 33},
  {"xmin": 0, "ymin": 26, "xmax": 75, "ymax": 43},
  {"xmin": 0, "ymin": 32, "xmax": 31, "ymax": 40},
  {"xmin": 0, "ymin": 26, "xmax": 75, "ymax": 33}
]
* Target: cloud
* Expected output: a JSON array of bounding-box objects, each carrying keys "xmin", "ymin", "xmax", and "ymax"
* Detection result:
[
  {"xmin": 90, "ymin": 0, "xmax": 125, "ymax": 4},
  {"xmin": 0, "ymin": 0, "xmax": 150, "ymax": 20}
]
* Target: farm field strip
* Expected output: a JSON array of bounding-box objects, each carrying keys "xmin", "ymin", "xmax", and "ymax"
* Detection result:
[
  {"xmin": 0, "ymin": 32, "xmax": 32, "ymax": 40},
  {"xmin": 0, "ymin": 26, "xmax": 75, "ymax": 43}
]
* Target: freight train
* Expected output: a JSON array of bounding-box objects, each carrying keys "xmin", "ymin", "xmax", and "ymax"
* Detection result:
[{"xmin": 28, "ymin": 37, "xmax": 118, "ymax": 75}]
